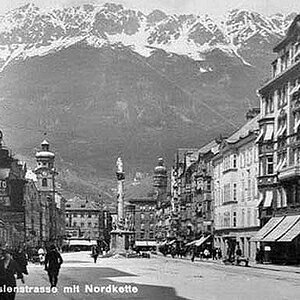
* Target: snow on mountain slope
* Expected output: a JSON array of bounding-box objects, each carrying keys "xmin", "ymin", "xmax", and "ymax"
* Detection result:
[{"xmin": 0, "ymin": 2, "xmax": 294, "ymax": 72}]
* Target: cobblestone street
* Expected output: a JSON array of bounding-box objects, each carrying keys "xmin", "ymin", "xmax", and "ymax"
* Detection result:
[{"xmin": 14, "ymin": 252, "xmax": 300, "ymax": 300}]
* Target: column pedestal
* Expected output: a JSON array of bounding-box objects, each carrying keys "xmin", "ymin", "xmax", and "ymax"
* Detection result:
[{"xmin": 109, "ymin": 229, "xmax": 135, "ymax": 255}]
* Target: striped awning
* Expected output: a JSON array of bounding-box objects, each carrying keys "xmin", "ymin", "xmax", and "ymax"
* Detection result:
[
  {"xmin": 251, "ymin": 216, "xmax": 284, "ymax": 241},
  {"xmin": 263, "ymin": 191, "xmax": 273, "ymax": 208},
  {"xmin": 262, "ymin": 215, "xmax": 300, "ymax": 242},
  {"xmin": 277, "ymin": 218, "xmax": 300, "ymax": 242}
]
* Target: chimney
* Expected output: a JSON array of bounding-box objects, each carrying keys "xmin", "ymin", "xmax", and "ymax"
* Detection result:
[{"xmin": 245, "ymin": 107, "xmax": 260, "ymax": 121}]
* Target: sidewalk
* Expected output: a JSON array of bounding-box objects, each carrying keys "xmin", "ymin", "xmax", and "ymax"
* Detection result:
[{"xmin": 155, "ymin": 253, "xmax": 300, "ymax": 274}]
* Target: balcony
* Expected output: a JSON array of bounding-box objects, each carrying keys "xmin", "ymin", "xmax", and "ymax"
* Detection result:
[
  {"xmin": 257, "ymin": 174, "xmax": 277, "ymax": 186},
  {"xmin": 278, "ymin": 165, "xmax": 300, "ymax": 181}
]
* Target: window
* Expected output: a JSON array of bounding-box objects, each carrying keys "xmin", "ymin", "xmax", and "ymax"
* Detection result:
[
  {"xmin": 224, "ymin": 184, "xmax": 231, "ymax": 203},
  {"xmin": 247, "ymin": 209, "xmax": 251, "ymax": 227},
  {"xmin": 224, "ymin": 212, "xmax": 230, "ymax": 227},
  {"xmin": 241, "ymin": 209, "xmax": 245, "ymax": 227},
  {"xmin": 207, "ymin": 180, "xmax": 211, "ymax": 192},
  {"xmin": 247, "ymin": 178, "xmax": 251, "ymax": 200},
  {"xmin": 233, "ymin": 183, "xmax": 237, "ymax": 201},
  {"xmin": 233, "ymin": 212, "xmax": 237, "ymax": 227},
  {"xmin": 241, "ymin": 179, "xmax": 245, "ymax": 202},
  {"xmin": 73, "ymin": 222, "xmax": 77, "ymax": 227},
  {"xmin": 140, "ymin": 223, "xmax": 145, "ymax": 230},
  {"xmin": 81, "ymin": 222, "xmax": 84, "ymax": 227},
  {"xmin": 88, "ymin": 214, "xmax": 92, "ymax": 218},
  {"xmin": 88, "ymin": 222, "xmax": 91, "ymax": 227},
  {"xmin": 140, "ymin": 213, "xmax": 144, "ymax": 220},
  {"xmin": 240, "ymin": 152, "xmax": 244, "ymax": 168},
  {"xmin": 42, "ymin": 178, "xmax": 47, "ymax": 187},
  {"xmin": 266, "ymin": 156, "xmax": 274, "ymax": 175},
  {"xmin": 233, "ymin": 154, "xmax": 237, "ymax": 168}
]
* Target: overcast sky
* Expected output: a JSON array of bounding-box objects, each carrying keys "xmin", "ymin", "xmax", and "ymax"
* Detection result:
[{"xmin": 1, "ymin": 0, "xmax": 299, "ymax": 16}]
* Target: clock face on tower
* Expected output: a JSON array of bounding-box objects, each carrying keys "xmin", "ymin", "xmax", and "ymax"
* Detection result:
[{"xmin": 42, "ymin": 171, "xmax": 47, "ymax": 176}]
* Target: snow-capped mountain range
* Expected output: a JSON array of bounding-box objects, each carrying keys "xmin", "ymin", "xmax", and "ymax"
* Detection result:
[{"xmin": 0, "ymin": 2, "xmax": 296, "ymax": 71}]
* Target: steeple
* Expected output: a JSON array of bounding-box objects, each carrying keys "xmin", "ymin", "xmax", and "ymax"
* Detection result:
[{"xmin": 153, "ymin": 157, "xmax": 167, "ymax": 190}]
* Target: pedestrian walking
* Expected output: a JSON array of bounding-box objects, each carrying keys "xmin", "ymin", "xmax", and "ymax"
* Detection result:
[
  {"xmin": 44, "ymin": 245, "xmax": 63, "ymax": 288},
  {"xmin": 191, "ymin": 246, "xmax": 196, "ymax": 262},
  {"xmin": 0, "ymin": 247, "xmax": 25, "ymax": 300},
  {"xmin": 203, "ymin": 248, "xmax": 210, "ymax": 259},
  {"xmin": 38, "ymin": 247, "xmax": 45, "ymax": 265},
  {"xmin": 91, "ymin": 245, "xmax": 99, "ymax": 263},
  {"xmin": 13, "ymin": 246, "xmax": 28, "ymax": 275},
  {"xmin": 235, "ymin": 245, "xmax": 242, "ymax": 265}
]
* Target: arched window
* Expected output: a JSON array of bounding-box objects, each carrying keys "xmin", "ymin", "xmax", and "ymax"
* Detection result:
[{"xmin": 42, "ymin": 178, "xmax": 47, "ymax": 187}]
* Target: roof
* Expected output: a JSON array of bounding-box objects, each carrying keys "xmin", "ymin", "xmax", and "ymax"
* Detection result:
[
  {"xmin": 41, "ymin": 139, "xmax": 49, "ymax": 145},
  {"xmin": 176, "ymin": 148, "xmax": 199, "ymax": 164},
  {"xmin": 35, "ymin": 151, "xmax": 55, "ymax": 158},
  {"xmin": 65, "ymin": 196, "xmax": 100, "ymax": 211},
  {"xmin": 226, "ymin": 115, "xmax": 259, "ymax": 144},
  {"xmin": 274, "ymin": 15, "xmax": 300, "ymax": 52},
  {"xmin": 198, "ymin": 140, "xmax": 218, "ymax": 155},
  {"xmin": 125, "ymin": 176, "xmax": 155, "ymax": 201}
]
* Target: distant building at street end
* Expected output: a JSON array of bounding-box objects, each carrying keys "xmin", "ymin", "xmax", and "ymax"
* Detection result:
[
  {"xmin": 125, "ymin": 177, "xmax": 157, "ymax": 248},
  {"xmin": 65, "ymin": 196, "xmax": 112, "ymax": 248},
  {"xmin": 254, "ymin": 14, "xmax": 300, "ymax": 264}
]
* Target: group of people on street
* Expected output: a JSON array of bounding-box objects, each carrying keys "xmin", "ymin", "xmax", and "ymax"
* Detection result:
[{"xmin": 0, "ymin": 244, "xmax": 63, "ymax": 300}]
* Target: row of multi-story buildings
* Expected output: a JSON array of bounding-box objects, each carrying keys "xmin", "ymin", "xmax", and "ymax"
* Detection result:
[
  {"xmin": 0, "ymin": 134, "xmax": 66, "ymax": 249},
  {"xmin": 139, "ymin": 15, "xmax": 300, "ymax": 264},
  {"xmin": 0, "ymin": 132, "xmax": 114, "ymax": 250}
]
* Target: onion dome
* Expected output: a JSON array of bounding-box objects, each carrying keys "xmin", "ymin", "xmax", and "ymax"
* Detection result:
[
  {"xmin": 36, "ymin": 139, "xmax": 55, "ymax": 158},
  {"xmin": 154, "ymin": 158, "xmax": 167, "ymax": 175}
]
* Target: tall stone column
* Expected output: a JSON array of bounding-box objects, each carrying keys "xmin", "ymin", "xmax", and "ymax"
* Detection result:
[{"xmin": 116, "ymin": 157, "xmax": 125, "ymax": 228}]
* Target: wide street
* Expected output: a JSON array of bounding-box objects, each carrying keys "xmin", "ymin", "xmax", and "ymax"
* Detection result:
[{"xmin": 15, "ymin": 252, "xmax": 299, "ymax": 300}]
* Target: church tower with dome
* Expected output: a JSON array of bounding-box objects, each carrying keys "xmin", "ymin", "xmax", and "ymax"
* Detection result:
[
  {"xmin": 34, "ymin": 139, "xmax": 56, "ymax": 192},
  {"xmin": 153, "ymin": 158, "xmax": 168, "ymax": 206}
]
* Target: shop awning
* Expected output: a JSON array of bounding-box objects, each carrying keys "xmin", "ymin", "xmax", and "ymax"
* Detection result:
[
  {"xmin": 263, "ymin": 191, "xmax": 273, "ymax": 207},
  {"xmin": 264, "ymin": 125, "xmax": 274, "ymax": 141},
  {"xmin": 262, "ymin": 215, "xmax": 300, "ymax": 242},
  {"xmin": 168, "ymin": 240, "xmax": 176, "ymax": 245},
  {"xmin": 195, "ymin": 235, "xmax": 211, "ymax": 247},
  {"xmin": 258, "ymin": 192, "xmax": 264, "ymax": 206},
  {"xmin": 135, "ymin": 241, "xmax": 157, "ymax": 247},
  {"xmin": 69, "ymin": 239, "xmax": 97, "ymax": 246},
  {"xmin": 277, "ymin": 124, "xmax": 287, "ymax": 137},
  {"xmin": 294, "ymin": 118, "xmax": 300, "ymax": 132},
  {"xmin": 185, "ymin": 240, "xmax": 196, "ymax": 246},
  {"xmin": 277, "ymin": 218, "xmax": 300, "ymax": 242},
  {"xmin": 159, "ymin": 241, "xmax": 168, "ymax": 246},
  {"xmin": 251, "ymin": 216, "xmax": 284, "ymax": 241},
  {"xmin": 255, "ymin": 130, "xmax": 264, "ymax": 143}
]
